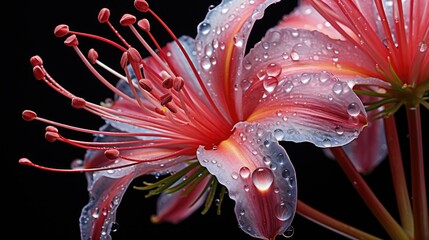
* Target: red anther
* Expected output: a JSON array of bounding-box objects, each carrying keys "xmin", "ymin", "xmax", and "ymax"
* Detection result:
[
  {"xmin": 127, "ymin": 47, "xmax": 142, "ymax": 63},
  {"xmin": 162, "ymin": 77, "xmax": 173, "ymax": 89},
  {"xmin": 32, "ymin": 66, "xmax": 45, "ymax": 80},
  {"xmin": 160, "ymin": 93, "xmax": 173, "ymax": 106},
  {"xmin": 19, "ymin": 158, "xmax": 33, "ymax": 166},
  {"xmin": 98, "ymin": 8, "xmax": 110, "ymax": 23},
  {"xmin": 139, "ymin": 78, "xmax": 153, "ymax": 91},
  {"xmin": 45, "ymin": 131, "xmax": 60, "ymax": 143},
  {"xmin": 137, "ymin": 19, "xmax": 150, "ymax": 32},
  {"xmin": 54, "ymin": 24, "xmax": 70, "ymax": 37},
  {"xmin": 155, "ymin": 107, "xmax": 166, "ymax": 115},
  {"xmin": 120, "ymin": 52, "xmax": 128, "ymax": 69},
  {"xmin": 173, "ymin": 76, "xmax": 185, "ymax": 91},
  {"xmin": 22, "ymin": 110, "xmax": 37, "ymax": 121},
  {"xmin": 120, "ymin": 14, "xmax": 137, "ymax": 26},
  {"xmin": 71, "ymin": 97, "xmax": 86, "ymax": 109},
  {"xmin": 30, "ymin": 55, "xmax": 43, "ymax": 67},
  {"xmin": 64, "ymin": 35, "xmax": 79, "ymax": 47},
  {"xmin": 45, "ymin": 126, "xmax": 59, "ymax": 133},
  {"xmin": 88, "ymin": 48, "xmax": 99, "ymax": 64},
  {"xmin": 104, "ymin": 149, "xmax": 120, "ymax": 160},
  {"xmin": 134, "ymin": 0, "xmax": 149, "ymax": 12},
  {"xmin": 166, "ymin": 102, "xmax": 177, "ymax": 113}
]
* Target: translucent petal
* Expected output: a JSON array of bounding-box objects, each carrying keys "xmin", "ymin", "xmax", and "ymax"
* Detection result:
[{"xmin": 197, "ymin": 122, "xmax": 297, "ymax": 239}]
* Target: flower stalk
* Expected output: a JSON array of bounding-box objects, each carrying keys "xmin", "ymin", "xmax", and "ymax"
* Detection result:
[
  {"xmin": 297, "ymin": 200, "xmax": 382, "ymax": 240},
  {"xmin": 383, "ymin": 115, "xmax": 414, "ymax": 237},
  {"xmin": 406, "ymin": 106, "xmax": 429, "ymax": 240},
  {"xmin": 330, "ymin": 147, "xmax": 409, "ymax": 240}
]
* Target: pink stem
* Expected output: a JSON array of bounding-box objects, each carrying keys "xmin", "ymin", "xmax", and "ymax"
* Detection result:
[
  {"xmin": 406, "ymin": 106, "xmax": 428, "ymax": 240},
  {"xmin": 330, "ymin": 147, "xmax": 409, "ymax": 239},
  {"xmin": 297, "ymin": 200, "xmax": 382, "ymax": 239},
  {"xmin": 383, "ymin": 116, "xmax": 414, "ymax": 237}
]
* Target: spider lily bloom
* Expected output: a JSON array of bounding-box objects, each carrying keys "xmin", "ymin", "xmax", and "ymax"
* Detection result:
[
  {"xmin": 20, "ymin": 0, "xmax": 367, "ymax": 239},
  {"xmin": 279, "ymin": 0, "xmax": 428, "ymax": 239}
]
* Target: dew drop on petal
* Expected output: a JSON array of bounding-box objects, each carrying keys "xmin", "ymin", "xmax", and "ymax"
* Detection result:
[
  {"xmin": 275, "ymin": 201, "xmax": 293, "ymax": 221},
  {"xmin": 284, "ymin": 80, "xmax": 294, "ymax": 92},
  {"xmin": 239, "ymin": 166, "xmax": 251, "ymax": 179},
  {"xmin": 110, "ymin": 222, "xmax": 119, "ymax": 233},
  {"xmin": 418, "ymin": 41, "xmax": 427, "ymax": 52},
  {"xmin": 252, "ymin": 167, "xmax": 274, "ymax": 191},
  {"xmin": 290, "ymin": 51, "xmax": 299, "ymax": 61},
  {"xmin": 263, "ymin": 76, "xmax": 278, "ymax": 93},
  {"xmin": 332, "ymin": 82, "xmax": 343, "ymax": 94},
  {"xmin": 199, "ymin": 22, "xmax": 211, "ymax": 35},
  {"xmin": 273, "ymin": 129, "xmax": 284, "ymax": 140},
  {"xmin": 266, "ymin": 63, "xmax": 282, "ymax": 77},
  {"xmin": 231, "ymin": 171, "xmax": 239, "ymax": 180},
  {"xmin": 347, "ymin": 102, "xmax": 360, "ymax": 117},
  {"xmin": 282, "ymin": 226, "xmax": 295, "ymax": 238}
]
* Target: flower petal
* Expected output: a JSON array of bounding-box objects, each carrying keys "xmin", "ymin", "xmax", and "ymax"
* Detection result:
[
  {"xmin": 79, "ymin": 125, "xmax": 195, "ymax": 239},
  {"xmin": 278, "ymin": 1, "xmax": 346, "ymax": 40},
  {"xmin": 195, "ymin": 0, "xmax": 281, "ymax": 121},
  {"xmin": 197, "ymin": 122, "xmax": 297, "ymax": 239}
]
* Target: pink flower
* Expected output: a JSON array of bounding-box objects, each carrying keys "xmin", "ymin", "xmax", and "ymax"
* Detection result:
[
  {"xmin": 279, "ymin": 0, "xmax": 429, "ymax": 173},
  {"xmin": 20, "ymin": 0, "xmax": 367, "ymax": 239}
]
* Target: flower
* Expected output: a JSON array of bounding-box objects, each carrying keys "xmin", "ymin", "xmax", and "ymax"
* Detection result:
[
  {"xmin": 20, "ymin": 0, "xmax": 368, "ymax": 239},
  {"xmin": 278, "ymin": 0, "xmax": 428, "ymax": 239}
]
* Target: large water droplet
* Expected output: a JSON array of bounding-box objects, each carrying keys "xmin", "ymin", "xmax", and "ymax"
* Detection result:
[
  {"xmin": 239, "ymin": 166, "xmax": 251, "ymax": 179},
  {"xmin": 266, "ymin": 63, "xmax": 282, "ymax": 77},
  {"xmin": 199, "ymin": 22, "xmax": 211, "ymax": 35},
  {"xmin": 273, "ymin": 129, "xmax": 284, "ymax": 140},
  {"xmin": 252, "ymin": 167, "xmax": 274, "ymax": 191},
  {"xmin": 275, "ymin": 201, "xmax": 293, "ymax": 221},
  {"xmin": 347, "ymin": 102, "xmax": 360, "ymax": 117},
  {"xmin": 263, "ymin": 76, "xmax": 278, "ymax": 93},
  {"xmin": 290, "ymin": 51, "xmax": 300, "ymax": 61},
  {"xmin": 332, "ymin": 82, "xmax": 343, "ymax": 94}
]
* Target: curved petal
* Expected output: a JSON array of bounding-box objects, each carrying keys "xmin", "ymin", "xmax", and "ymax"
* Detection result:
[
  {"xmin": 79, "ymin": 126, "xmax": 195, "ymax": 239},
  {"xmin": 197, "ymin": 122, "xmax": 297, "ymax": 239},
  {"xmin": 324, "ymin": 94, "xmax": 388, "ymax": 173},
  {"xmin": 278, "ymin": 1, "xmax": 346, "ymax": 40},
  {"xmin": 195, "ymin": 0, "xmax": 280, "ymax": 121},
  {"xmin": 152, "ymin": 168, "xmax": 211, "ymax": 224}
]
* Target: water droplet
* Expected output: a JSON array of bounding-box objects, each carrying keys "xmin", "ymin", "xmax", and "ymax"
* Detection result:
[
  {"xmin": 335, "ymin": 126, "xmax": 344, "ymax": 135},
  {"xmin": 252, "ymin": 167, "xmax": 274, "ymax": 191},
  {"xmin": 284, "ymin": 80, "xmax": 294, "ymax": 92},
  {"xmin": 199, "ymin": 22, "xmax": 211, "ymax": 35},
  {"xmin": 282, "ymin": 226, "xmax": 295, "ymax": 238},
  {"xmin": 290, "ymin": 51, "xmax": 299, "ymax": 61},
  {"xmin": 231, "ymin": 172, "xmax": 239, "ymax": 180},
  {"xmin": 332, "ymin": 82, "xmax": 343, "ymax": 94},
  {"xmin": 92, "ymin": 208, "xmax": 100, "ymax": 219},
  {"xmin": 110, "ymin": 222, "xmax": 119, "ymax": 233},
  {"xmin": 276, "ymin": 201, "xmax": 293, "ymax": 221},
  {"xmin": 263, "ymin": 156, "xmax": 272, "ymax": 165},
  {"xmin": 273, "ymin": 129, "xmax": 284, "ymax": 140},
  {"xmin": 200, "ymin": 57, "xmax": 211, "ymax": 70},
  {"xmin": 234, "ymin": 35, "xmax": 244, "ymax": 48},
  {"xmin": 239, "ymin": 166, "xmax": 251, "ymax": 179},
  {"xmin": 300, "ymin": 73, "xmax": 311, "ymax": 84},
  {"xmin": 281, "ymin": 169, "xmax": 291, "ymax": 178},
  {"xmin": 418, "ymin": 41, "xmax": 427, "ymax": 52},
  {"xmin": 322, "ymin": 138, "xmax": 332, "ymax": 147},
  {"xmin": 266, "ymin": 63, "xmax": 282, "ymax": 77},
  {"xmin": 263, "ymin": 76, "xmax": 278, "ymax": 93},
  {"xmin": 347, "ymin": 102, "xmax": 360, "ymax": 117}
]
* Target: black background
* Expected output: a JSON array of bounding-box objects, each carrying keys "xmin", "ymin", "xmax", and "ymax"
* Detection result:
[{"xmin": 9, "ymin": 0, "xmax": 427, "ymax": 239}]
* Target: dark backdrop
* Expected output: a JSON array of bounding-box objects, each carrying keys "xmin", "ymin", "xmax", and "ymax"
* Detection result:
[{"xmin": 9, "ymin": 0, "xmax": 426, "ymax": 239}]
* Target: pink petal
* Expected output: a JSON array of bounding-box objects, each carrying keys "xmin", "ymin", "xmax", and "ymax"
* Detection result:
[
  {"xmin": 197, "ymin": 122, "xmax": 297, "ymax": 239},
  {"xmin": 239, "ymin": 28, "xmax": 370, "ymax": 147},
  {"xmin": 152, "ymin": 167, "xmax": 211, "ymax": 224},
  {"xmin": 194, "ymin": 0, "xmax": 281, "ymax": 121},
  {"xmin": 278, "ymin": 2, "xmax": 346, "ymax": 40},
  {"xmin": 79, "ymin": 126, "xmax": 195, "ymax": 239}
]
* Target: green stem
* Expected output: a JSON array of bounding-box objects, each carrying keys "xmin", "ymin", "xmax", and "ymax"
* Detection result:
[
  {"xmin": 330, "ymin": 147, "xmax": 409, "ymax": 239},
  {"xmin": 296, "ymin": 200, "xmax": 382, "ymax": 239},
  {"xmin": 406, "ymin": 107, "xmax": 429, "ymax": 240},
  {"xmin": 383, "ymin": 116, "xmax": 414, "ymax": 237}
]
